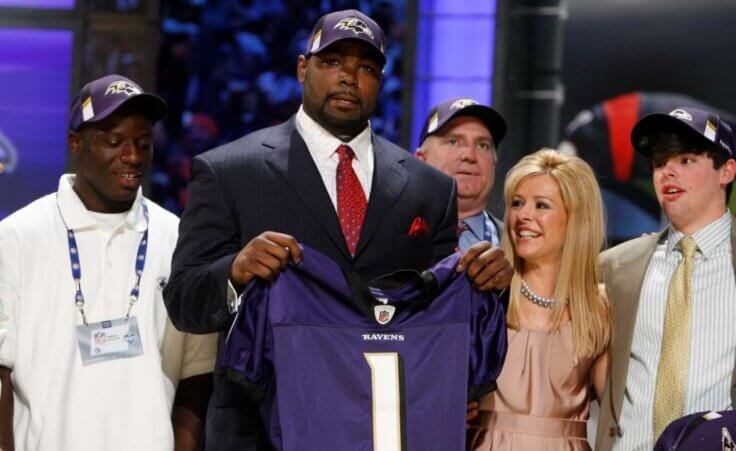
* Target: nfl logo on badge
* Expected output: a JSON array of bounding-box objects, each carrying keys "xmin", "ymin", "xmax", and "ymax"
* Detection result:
[
  {"xmin": 94, "ymin": 331, "xmax": 107, "ymax": 345},
  {"xmin": 374, "ymin": 305, "xmax": 396, "ymax": 325}
]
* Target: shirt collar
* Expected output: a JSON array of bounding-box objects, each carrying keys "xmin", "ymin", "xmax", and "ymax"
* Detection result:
[
  {"xmin": 665, "ymin": 210, "xmax": 731, "ymax": 259},
  {"xmin": 56, "ymin": 174, "xmax": 147, "ymax": 232},
  {"xmin": 295, "ymin": 105, "xmax": 372, "ymax": 164},
  {"xmin": 462, "ymin": 211, "xmax": 487, "ymax": 241}
]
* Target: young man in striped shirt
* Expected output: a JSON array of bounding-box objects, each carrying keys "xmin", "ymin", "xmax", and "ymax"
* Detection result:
[{"xmin": 596, "ymin": 106, "xmax": 736, "ymax": 451}]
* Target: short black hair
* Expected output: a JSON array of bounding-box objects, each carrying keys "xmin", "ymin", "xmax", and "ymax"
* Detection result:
[{"xmin": 649, "ymin": 131, "xmax": 734, "ymax": 203}]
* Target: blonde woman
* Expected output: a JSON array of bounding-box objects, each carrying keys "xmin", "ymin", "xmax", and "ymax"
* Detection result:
[{"xmin": 469, "ymin": 149, "xmax": 611, "ymax": 450}]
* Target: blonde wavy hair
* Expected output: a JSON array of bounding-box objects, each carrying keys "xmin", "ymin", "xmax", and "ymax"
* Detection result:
[{"xmin": 501, "ymin": 149, "xmax": 611, "ymax": 358}]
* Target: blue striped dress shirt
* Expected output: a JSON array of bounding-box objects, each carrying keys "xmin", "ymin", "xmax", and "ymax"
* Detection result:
[{"xmin": 614, "ymin": 212, "xmax": 736, "ymax": 450}]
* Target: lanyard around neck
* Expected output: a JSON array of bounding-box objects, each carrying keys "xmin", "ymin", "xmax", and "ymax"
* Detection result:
[{"xmin": 63, "ymin": 201, "xmax": 149, "ymax": 326}]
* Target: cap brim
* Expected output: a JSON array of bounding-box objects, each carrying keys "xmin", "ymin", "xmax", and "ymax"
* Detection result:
[
  {"xmin": 447, "ymin": 105, "xmax": 508, "ymax": 148},
  {"xmin": 632, "ymin": 113, "xmax": 714, "ymax": 157},
  {"xmin": 81, "ymin": 93, "xmax": 168, "ymax": 130}
]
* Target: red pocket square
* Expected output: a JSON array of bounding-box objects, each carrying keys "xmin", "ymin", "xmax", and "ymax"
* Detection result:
[{"xmin": 408, "ymin": 217, "xmax": 430, "ymax": 237}]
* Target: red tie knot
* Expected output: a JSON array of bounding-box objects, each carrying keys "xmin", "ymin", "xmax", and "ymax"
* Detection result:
[{"xmin": 337, "ymin": 145, "xmax": 355, "ymax": 162}]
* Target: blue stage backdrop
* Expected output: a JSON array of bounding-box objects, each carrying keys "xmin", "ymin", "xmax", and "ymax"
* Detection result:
[
  {"xmin": 0, "ymin": 28, "xmax": 73, "ymax": 219},
  {"xmin": 0, "ymin": 0, "xmax": 73, "ymax": 8}
]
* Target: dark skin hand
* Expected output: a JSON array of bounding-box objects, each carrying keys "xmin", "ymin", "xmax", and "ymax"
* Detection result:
[
  {"xmin": 173, "ymin": 373, "xmax": 213, "ymax": 451},
  {"xmin": 457, "ymin": 241, "xmax": 514, "ymax": 291},
  {"xmin": 229, "ymin": 231, "xmax": 303, "ymax": 286}
]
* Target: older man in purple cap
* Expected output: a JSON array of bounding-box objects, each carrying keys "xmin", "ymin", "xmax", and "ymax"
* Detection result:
[
  {"xmin": 416, "ymin": 98, "xmax": 508, "ymax": 249},
  {"xmin": 0, "ymin": 74, "xmax": 216, "ymax": 450},
  {"xmin": 596, "ymin": 107, "xmax": 736, "ymax": 451},
  {"xmin": 163, "ymin": 8, "xmax": 512, "ymax": 451}
]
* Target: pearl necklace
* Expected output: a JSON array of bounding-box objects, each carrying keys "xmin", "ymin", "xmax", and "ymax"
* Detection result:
[{"xmin": 520, "ymin": 278, "xmax": 559, "ymax": 309}]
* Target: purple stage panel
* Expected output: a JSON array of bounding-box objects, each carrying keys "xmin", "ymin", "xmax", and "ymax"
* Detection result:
[
  {"xmin": 0, "ymin": 28, "xmax": 73, "ymax": 219},
  {"xmin": 0, "ymin": 0, "xmax": 74, "ymax": 8}
]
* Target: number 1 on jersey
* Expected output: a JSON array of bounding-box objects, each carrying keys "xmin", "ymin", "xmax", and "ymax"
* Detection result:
[{"xmin": 364, "ymin": 352, "xmax": 405, "ymax": 451}]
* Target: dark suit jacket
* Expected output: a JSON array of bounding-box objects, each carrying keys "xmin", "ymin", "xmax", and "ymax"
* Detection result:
[
  {"xmin": 595, "ymin": 216, "xmax": 736, "ymax": 451},
  {"xmin": 164, "ymin": 118, "xmax": 457, "ymax": 450}
]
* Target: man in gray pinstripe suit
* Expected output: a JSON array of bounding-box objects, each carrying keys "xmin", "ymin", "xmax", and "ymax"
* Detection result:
[{"xmin": 596, "ymin": 106, "xmax": 736, "ymax": 451}]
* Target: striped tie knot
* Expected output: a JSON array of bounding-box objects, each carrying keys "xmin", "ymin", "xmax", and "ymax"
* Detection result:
[{"xmin": 678, "ymin": 236, "xmax": 697, "ymax": 259}]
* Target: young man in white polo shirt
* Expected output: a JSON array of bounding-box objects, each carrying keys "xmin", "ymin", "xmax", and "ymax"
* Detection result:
[{"xmin": 0, "ymin": 74, "xmax": 216, "ymax": 450}]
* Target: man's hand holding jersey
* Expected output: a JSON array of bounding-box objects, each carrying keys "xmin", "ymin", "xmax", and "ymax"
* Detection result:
[
  {"xmin": 229, "ymin": 231, "xmax": 302, "ymax": 286},
  {"xmin": 457, "ymin": 241, "xmax": 514, "ymax": 291}
]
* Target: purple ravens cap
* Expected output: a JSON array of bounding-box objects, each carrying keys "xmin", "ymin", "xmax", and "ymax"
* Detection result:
[
  {"xmin": 654, "ymin": 410, "xmax": 736, "ymax": 451},
  {"xmin": 632, "ymin": 106, "xmax": 736, "ymax": 158},
  {"xmin": 305, "ymin": 9, "xmax": 386, "ymax": 65},
  {"xmin": 69, "ymin": 74, "xmax": 167, "ymax": 131},
  {"xmin": 419, "ymin": 98, "xmax": 508, "ymax": 148}
]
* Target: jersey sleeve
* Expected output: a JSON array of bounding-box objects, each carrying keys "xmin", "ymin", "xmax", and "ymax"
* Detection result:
[
  {"xmin": 467, "ymin": 288, "xmax": 508, "ymax": 401},
  {"xmin": 218, "ymin": 281, "xmax": 273, "ymax": 400}
]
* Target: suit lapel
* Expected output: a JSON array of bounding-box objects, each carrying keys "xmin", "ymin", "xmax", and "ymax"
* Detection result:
[
  {"xmin": 265, "ymin": 121, "xmax": 351, "ymax": 260},
  {"xmin": 354, "ymin": 137, "xmax": 409, "ymax": 258},
  {"xmin": 607, "ymin": 232, "xmax": 662, "ymax": 421}
]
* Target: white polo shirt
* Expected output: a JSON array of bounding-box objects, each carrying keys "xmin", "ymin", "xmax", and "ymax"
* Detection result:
[{"xmin": 0, "ymin": 175, "xmax": 216, "ymax": 451}]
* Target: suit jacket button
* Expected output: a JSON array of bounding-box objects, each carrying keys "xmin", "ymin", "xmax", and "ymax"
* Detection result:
[{"xmin": 608, "ymin": 427, "xmax": 616, "ymax": 437}]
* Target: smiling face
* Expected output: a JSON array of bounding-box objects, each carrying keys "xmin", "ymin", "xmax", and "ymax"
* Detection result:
[
  {"xmin": 69, "ymin": 111, "xmax": 153, "ymax": 213},
  {"xmin": 508, "ymin": 173, "xmax": 568, "ymax": 267},
  {"xmin": 417, "ymin": 116, "xmax": 496, "ymax": 218},
  {"xmin": 652, "ymin": 151, "xmax": 736, "ymax": 234},
  {"xmin": 297, "ymin": 39, "xmax": 382, "ymax": 139}
]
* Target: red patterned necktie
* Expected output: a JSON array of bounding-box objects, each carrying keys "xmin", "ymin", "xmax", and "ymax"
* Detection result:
[{"xmin": 336, "ymin": 145, "xmax": 367, "ymax": 255}]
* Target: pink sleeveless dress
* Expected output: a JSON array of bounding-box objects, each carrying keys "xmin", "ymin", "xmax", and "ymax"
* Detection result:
[{"xmin": 468, "ymin": 322, "xmax": 594, "ymax": 450}]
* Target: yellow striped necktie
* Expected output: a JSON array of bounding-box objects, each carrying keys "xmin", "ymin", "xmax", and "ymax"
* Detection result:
[{"xmin": 653, "ymin": 235, "xmax": 697, "ymax": 440}]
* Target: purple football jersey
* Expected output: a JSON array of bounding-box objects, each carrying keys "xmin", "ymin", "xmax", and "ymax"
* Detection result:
[{"xmin": 219, "ymin": 246, "xmax": 507, "ymax": 451}]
